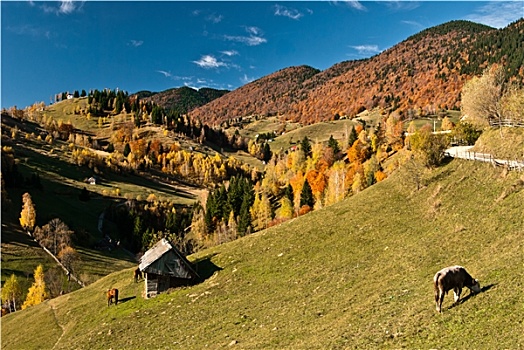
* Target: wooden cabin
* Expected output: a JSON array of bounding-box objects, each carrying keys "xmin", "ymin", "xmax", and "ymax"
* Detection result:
[{"xmin": 138, "ymin": 238, "xmax": 199, "ymax": 298}]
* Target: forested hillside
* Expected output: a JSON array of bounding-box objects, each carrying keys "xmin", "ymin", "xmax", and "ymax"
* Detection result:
[
  {"xmin": 190, "ymin": 65, "xmax": 321, "ymax": 123},
  {"xmin": 135, "ymin": 86, "xmax": 229, "ymax": 115},
  {"xmin": 190, "ymin": 19, "xmax": 524, "ymax": 124}
]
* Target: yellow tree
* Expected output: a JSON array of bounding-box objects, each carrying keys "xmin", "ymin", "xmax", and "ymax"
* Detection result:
[
  {"xmin": 186, "ymin": 207, "xmax": 207, "ymax": 251},
  {"xmin": 441, "ymin": 117, "xmax": 454, "ymax": 131},
  {"xmin": 385, "ymin": 112, "xmax": 404, "ymax": 150},
  {"xmin": 19, "ymin": 192, "xmax": 36, "ymax": 233},
  {"xmin": 352, "ymin": 172, "xmax": 363, "ymax": 194},
  {"xmin": 227, "ymin": 211, "xmax": 238, "ymax": 241},
  {"xmin": 325, "ymin": 161, "xmax": 347, "ymax": 206},
  {"xmin": 2, "ymin": 274, "xmax": 22, "ymax": 312},
  {"xmin": 250, "ymin": 192, "xmax": 272, "ymax": 231},
  {"xmin": 22, "ymin": 265, "xmax": 49, "ymax": 309},
  {"xmin": 275, "ymin": 197, "xmax": 294, "ymax": 221}
]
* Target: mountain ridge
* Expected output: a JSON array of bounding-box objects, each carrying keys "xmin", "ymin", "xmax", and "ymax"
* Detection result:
[
  {"xmin": 133, "ymin": 86, "xmax": 230, "ymax": 115},
  {"xmin": 186, "ymin": 19, "xmax": 523, "ymax": 125}
]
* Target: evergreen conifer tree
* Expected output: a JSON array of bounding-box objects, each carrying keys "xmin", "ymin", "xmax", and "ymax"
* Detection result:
[
  {"xmin": 227, "ymin": 176, "xmax": 243, "ymax": 217},
  {"xmin": 123, "ymin": 143, "xmax": 131, "ymax": 157},
  {"xmin": 300, "ymin": 136, "xmax": 312, "ymax": 157},
  {"xmin": 328, "ymin": 135, "xmax": 340, "ymax": 154},
  {"xmin": 300, "ymin": 179, "xmax": 314, "ymax": 208},
  {"xmin": 348, "ymin": 127, "xmax": 358, "ymax": 148},
  {"xmin": 237, "ymin": 179, "xmax": 255, "ymax": 236},
  {"xmin": 284, "ymin": 183, "xmax": 294, "ymax": 203},
  {"xmin": 237, "ymin": 191, "xmax": 253, "ymax": 236},
  {"xmin": 262, "ymin": 143, "xmax": 272, "ymax": 162}
]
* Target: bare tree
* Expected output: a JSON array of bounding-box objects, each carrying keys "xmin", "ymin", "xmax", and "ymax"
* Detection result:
[
  {"xmin": 461, "ymin": 65, "xmax": 505, "ymax": 128},
  {"xmin": 58, "ymin": 246, "xmax": 79, "ymax": 276},
  {"xmin": 34, "ymin": 218, "xmax": 73, "ymax": 256},
  {"xmin": 44, "ymin": 267, "xmax": 64, "ymax": 298}
]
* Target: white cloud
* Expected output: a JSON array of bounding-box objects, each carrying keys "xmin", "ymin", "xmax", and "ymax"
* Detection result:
[
  {"xmin": 401, "ymin": 20, "xmax": 424, "ymax": 29},
  {"xmin": 224, "ymin": 27, "xmax": 267, "ymax": 46},
  {"xmin": 274, "ymin": 5, "xmax": 303, "ymax": 20},
  {"xmin": 221, "ymin": 50, "xmax": 239, "ymax": 57},
  {"xmin": 7, "ymin": 24, "xmax": 51, "ymax": 39},
  {"xmin": 182, "ymin": 79, "xmax": 232, "ymax": 92},
  {"xmin": 129, "ymin": 40, "xmax": 144, "ymax": 47},
  {"xmin": 225, "ymin": 35, "xmax": 267, "ymax": 46},
  {"xmin": 464, "ymin": 1, "xmax": 524, "ymax": 29},
  {"xmin": 245, "ymin": 26, "xmax": 261, "ymax": 36},
  {"xmin": 384, "ymin": 1, "xmax": 421, "ymax": 12},
  {"xmin": 240, "ymin": 74, "xmax": 255, "ymax": 84},
  {"xmin": 59, "ymin": 0, "xmax": 75, "ymax": 14},
  {"xmin": 193, "ymin": 55, "xmax": 228, "ymax": 69},
  {"xmin": 156, "ymin": 70, "xmax": 172, "ymax": 78},
  {"xmin": 207, "ymin": 13, "xmax": 224, "ymax": 24},
  {"xmin": 349, "ymin": 1, "xmax": 366, "ymax": 10},
  {"xmin": 156, "ymin": 71, "xmax": 196, "ymax": 83},
  {"xmin": 41, "ymin": 0, "xmax": 84, "ymax": 15},
  {"xmin": 332, "ymin": 0, "xmax": 367, "ymax": 11},
  {"xmin": 350, "ymin": 44, "xmax": 381, "ymax": 55}
]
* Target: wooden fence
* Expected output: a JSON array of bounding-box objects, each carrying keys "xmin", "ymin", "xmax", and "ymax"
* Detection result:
[
  {"xmin": 445, "ymin": 149, "xmax": 524, "ymax": 171},
  {"xmin": 490, "ymin": 119, "xmax": 524, "ymax": 128}
]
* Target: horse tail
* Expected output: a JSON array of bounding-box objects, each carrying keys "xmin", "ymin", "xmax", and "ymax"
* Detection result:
[{"xmin": 114, "ymin": 289, "xmax": 119, "ymax": 305}]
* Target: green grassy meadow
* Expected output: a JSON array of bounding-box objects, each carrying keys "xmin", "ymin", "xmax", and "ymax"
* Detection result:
[
  {"xmin": 3, "ymin": 158, "xmax": 523, "ymax": 349},
  {"xmin": 269, "ymin": 119, "xmax": 361, "ymax": 152}
]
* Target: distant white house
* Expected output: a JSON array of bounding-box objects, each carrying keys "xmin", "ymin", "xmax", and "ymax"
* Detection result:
[
  {"xmin": 86, "ymin": 176, "xmax": 97, "ymax": 185},
  {"xmin": 67, "ymin": 94, "xmax": 74, "ymax": 100}
]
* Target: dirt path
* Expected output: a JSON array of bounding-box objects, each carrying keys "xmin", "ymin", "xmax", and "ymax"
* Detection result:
[{"xmin": 49, "ymin": 302, "xmax": 66, "ymax": 350}]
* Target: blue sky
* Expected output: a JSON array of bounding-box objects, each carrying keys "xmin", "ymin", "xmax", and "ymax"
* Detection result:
[{"xmin": 2, "ymin": 1, "xmax": 523, "ymax": 109}]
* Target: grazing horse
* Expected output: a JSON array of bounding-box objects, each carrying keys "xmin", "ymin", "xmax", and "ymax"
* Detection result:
[
  {"xmin": 107, "ymin": 288, "xmax": 119, "ymax": 306},
  {"xmin": 133, "ymin": 268, "xmax": 143, "ymax": 283},
  {"xmin": 434, "ymin": 265, "xmax": 480, "ymax": 313}
]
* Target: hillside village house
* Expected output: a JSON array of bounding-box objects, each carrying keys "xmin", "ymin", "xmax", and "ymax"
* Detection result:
[
  {"xmin": 86, "ymin": 176, "xmax": 97, "ymax": 185},
  {"xmin": 138, "ymin": 238, "xmax": 199, "ymax": 298}
]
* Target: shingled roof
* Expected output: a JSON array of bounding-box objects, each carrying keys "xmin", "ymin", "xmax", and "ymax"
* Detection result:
[{"xmin": 139, "ymin": 238, "xmax": 199, "ymax": 279}]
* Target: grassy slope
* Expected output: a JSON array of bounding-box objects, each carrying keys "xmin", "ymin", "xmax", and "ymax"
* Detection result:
[
  {"xmin": 1, "ymin": 118, "xmax": 196, "ymax": 287},
  {"xmin": 2, "ymin": 158, "xmax": 523, "ymax": 349},
  {"xmin": 472, "ymin": 127, "xmax": 524, "ymax": 159}
]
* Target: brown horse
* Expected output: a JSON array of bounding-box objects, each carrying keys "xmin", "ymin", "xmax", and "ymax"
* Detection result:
[
  {"xmin": 133, "ymin": 268, "xmax": 143, "ymax": 283},
  {"xmin": 107, "ymin": 288, "xmax": 119, "ymax": 306}
]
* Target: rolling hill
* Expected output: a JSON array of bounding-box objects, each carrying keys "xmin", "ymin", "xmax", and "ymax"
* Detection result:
[
  {"xmin": 134, "ymin": 86, "xmax": 230, "ymax": 115},
  {"xmin": 2, "ymin": 158, "xmax": 523, "ymax": 349},
  {"xmin": 189, "ymin": 19, "xmax": 524, "ymax": 125}
]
